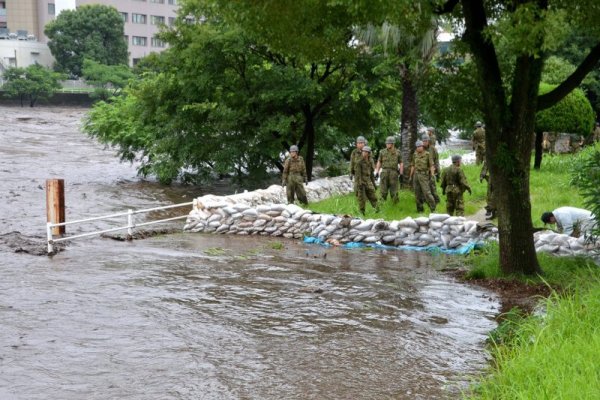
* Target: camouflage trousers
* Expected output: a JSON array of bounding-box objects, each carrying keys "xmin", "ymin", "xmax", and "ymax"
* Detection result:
[
  {"xmin": 380, "ymin": 169, "xmax": 399, "ymax": 203},
  {"xmin": 356, "ymin": 184, "xmax": 378, "ymax": 214},
  {"xmin": 485, "ymin": 179, "xmax": 495, "ymax": 213},
  {"xmin": 413, "ymin": 173, "xmax": 436, "ymax": 212},
  {"xmin": 445, "ymin": 188, "xmax": 464, "ymax": 216},
  {"xmin": 429, "ymin": 175, "xmax": 440, "ymax": 205},
  {"xmin": 286, "ymin": 174, "xmax": 307, "ymax": 205},
  {"xmin": 475, "ymin": 146, "xmax": 485, "ymax": 165}
]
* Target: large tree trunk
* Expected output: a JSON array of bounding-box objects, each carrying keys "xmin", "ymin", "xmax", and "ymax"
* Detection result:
[
  {"xmin": 490, "ymin": 127, "xmax": 541, "ymax": 275},
  {"xmin": 462, "ymin": 0, "xmax": 542, "ymax": 275},
  {"xmin": 400, "ymin": 67, "xmax": 419, "ymax": 169},
  {"xmin": 533, "ymin": 131, "xmax": 543, "ymax": 169}
]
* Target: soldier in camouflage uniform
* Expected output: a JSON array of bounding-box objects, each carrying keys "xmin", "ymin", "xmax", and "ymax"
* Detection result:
[
  {"xmin": 441, "ymin": 155, "xmax": 472, "ymax": 216},
  {"xmin": 282, "ymin": 145, "xmax": 308, "ymax": 205},
  {"xmin": 350, "ymin": 136, "xmax": 368, "ymax": 193},
  {"xmin": 422, "ymin": 135, "xmax": 440, "ymax": 205},
  {"xmin": 427, "ymin": 127, "xmax": 437, "ymax": 146},
  {"xmin": 472, "ymin": 121, "xmax": 486, "ymax": 165},
  {"xmin": 375, "ymin": 136, "xmax": 403, "ymax": 204},
  {"xmin": 479, "ymin": 160, "xmax": 496, "ymax": 220},
  {"xmin": 409, "ymin": 140, "xmax": 436, "ymax": 213},
  {"xmin": 355, "ymin": 146, "xmax": 379, "ymax": 215}
]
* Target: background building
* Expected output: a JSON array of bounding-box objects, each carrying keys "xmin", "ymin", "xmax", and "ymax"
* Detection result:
[{"xmin": 0, "ymin": 0, "xmax": 178, "ymax": 68}]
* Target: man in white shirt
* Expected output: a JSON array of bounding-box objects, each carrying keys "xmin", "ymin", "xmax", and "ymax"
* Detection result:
[{"xmin": 541, "ymin": 207, "xmax": 596, "ymax": 237}]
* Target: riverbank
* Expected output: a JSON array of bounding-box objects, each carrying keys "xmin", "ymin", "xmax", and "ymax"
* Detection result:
[{"xmin": 462, "ymin": 245, "xmax": 600, "ymax": 398}]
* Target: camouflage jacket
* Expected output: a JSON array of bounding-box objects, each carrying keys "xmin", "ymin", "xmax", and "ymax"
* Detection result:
[
  {"xmin": 377, "ymin": 147, "xmax": 402, "ymax": 170},
  {"xmin": 426, "ymin": 145, "xmax": 440, "ymax": 174},
  {"xmin": 355, "ymin": 157, "xmax": 376, "ymax": 188},
  {"xmin": 441, "ymin": 164, "xmax": 470, "ymax": 193},
  {"xmin": 410, "ymin": 151, "xmax": 433, "ymax": 174},
  {"xmin": 282, "ymin": 156, "xmax": 307, "ymax": 183},
  {"xmin": 472, "ymin": 127, "xmax": 485, "ymax": 149}
]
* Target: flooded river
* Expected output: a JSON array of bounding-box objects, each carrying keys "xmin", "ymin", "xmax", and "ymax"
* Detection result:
[{"xmin": 0, "ymin": 106, "xmax": 499, "ymax": 399}]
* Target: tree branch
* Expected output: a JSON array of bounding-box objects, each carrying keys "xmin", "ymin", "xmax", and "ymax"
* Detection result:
[
  {"xmin": 537, "ymin": 41, "xmax": 600, "ymax": 111},
  {"xmin": 434, "ymin": 0, "xmax": 460, "ymax": 15}
]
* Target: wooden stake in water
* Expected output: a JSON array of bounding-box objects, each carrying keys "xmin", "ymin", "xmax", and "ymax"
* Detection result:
[{"xmin": 46, "ymin": 179, "xmax": 65, "ymax": 236}]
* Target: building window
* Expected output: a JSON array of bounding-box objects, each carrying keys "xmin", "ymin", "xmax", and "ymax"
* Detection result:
[
  {"xmin": 168, "ymin": 0, "xmax": 177, "ymax": 4},
  {"xmin": 150, "ymin": 0, "xmax": 165, "ymax": 3},
  {"xmin": 120, "ymin": 12, "xmax": 128, "ymax": 23},
  {"xmin": 132, "ymin": 36, "xmax": 147, "ymax": 46},
  {"xmin": 132, "ymin": 58, "xmax": 141, "ymax": 66},
  {"xmin": 123, "ymin": 35, "xmax": 129, "ymax": 44},
  {"xmin": 168, "ymin": 17, "xmax": 175, "ymax": 26},
  {"xmin": 132, "ymin": 13, "xmax": 147, "ymax": 24},
  {"xmin": 150, "ymin": 15, "xmax": 165, "ymax": 25},
  {"xmin": 151, "ymin": 37, "xmax": 165, "ymax": 48},
  {"xmin": 48, "ymin": 3, "xmax": 55, "ymax": 15}
]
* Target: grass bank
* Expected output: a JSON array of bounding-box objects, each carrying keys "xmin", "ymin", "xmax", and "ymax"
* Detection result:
[
  {"xmin": 307, "ymin": 152, "xmax": 587, "ymax": 224},
  {"xmin": 464, "ymin": 244, "xmax": 600, "ymax": 399}
]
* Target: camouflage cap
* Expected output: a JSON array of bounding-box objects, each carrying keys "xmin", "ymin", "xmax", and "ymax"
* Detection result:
[
  {"xmin": 421, "ymin": 134, "xmax": 430, "ymax": 141},
  {"xmin": 427, "ymin": 127, "xmax": 434, "ymax": 132},
  {"xmin": 385, "ymin": 136, "xmax": 395, "ymax": 144},
  {"xmin": 362, "ymin": 146, "xmax": 372, "ymax": 153},
  {"xmin": 415, "ymin": 140, "xmax": 424, "ymax": 147},
  {"xmin": 451, "ymin": 154, "xmax": 462, "ymax": 163},
  {"xmin": 475, "ymin": 121, "xmax": 482, "ymax": 127},
  {"xmin": 289, "ymin": 145, "xmax": 299, "ymax": 152},
  {"xmin": 356, "ymin": 136, "xmax": 366, "ymax": 143}
]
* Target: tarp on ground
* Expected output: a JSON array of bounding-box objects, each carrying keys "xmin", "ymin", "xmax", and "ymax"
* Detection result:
[{"xmin": 303, "ymin": 236, "xmax": 483, "ymax": 255}]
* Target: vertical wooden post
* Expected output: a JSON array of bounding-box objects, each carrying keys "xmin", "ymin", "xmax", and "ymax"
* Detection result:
[{"xmin": 46, "ymin": 179, "xmax": 65, "ymax": 236}]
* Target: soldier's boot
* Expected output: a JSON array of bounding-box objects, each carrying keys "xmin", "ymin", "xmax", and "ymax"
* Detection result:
[{"xmin": 416, "ymin": 206, "xmax": 424, "ymax": 213}]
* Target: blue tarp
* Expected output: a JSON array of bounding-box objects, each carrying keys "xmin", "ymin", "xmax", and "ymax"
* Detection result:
[{"xmin": 303, "ymin": 236, "xmax": 483, "ymax": 255}]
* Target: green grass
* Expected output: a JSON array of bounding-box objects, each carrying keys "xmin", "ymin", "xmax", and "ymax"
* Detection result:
[
  {"xmin": 307, "ymin": 163, "xmax": 487, "ymax": 219},
  {"xmin": 309, "ymin": 153, "xmax": 587, "ymax": 225},
  {"xmin": 468, "ymin": 281, "xmax": 600, "ymax": 399},
  {"xmin": 465, "ymin": 243, "xmax": 599, "ymax": 289}
]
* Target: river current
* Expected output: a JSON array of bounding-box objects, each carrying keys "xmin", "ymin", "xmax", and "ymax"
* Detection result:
[{"xmin": 0, "ymin": 106, "xmax": 499, "ymax": 399}]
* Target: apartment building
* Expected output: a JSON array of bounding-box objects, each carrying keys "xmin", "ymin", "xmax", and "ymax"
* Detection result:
[{"xmin": 0, "ymin": 0, "xmax": 178, "ymax": 67}]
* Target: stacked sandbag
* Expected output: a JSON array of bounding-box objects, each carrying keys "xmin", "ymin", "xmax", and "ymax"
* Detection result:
[
  {"xmin": 533, "ymin": 230, "xmax": 599, "ymax": 257},
  {"xmin": 184, "ymin": 204, "xmax": 499, "ymax": 250}
]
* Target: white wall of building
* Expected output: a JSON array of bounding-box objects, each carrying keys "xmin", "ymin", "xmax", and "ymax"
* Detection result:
[{"xmin": 0, "ymin": 39, "xmax": 54, "ymax": 72}]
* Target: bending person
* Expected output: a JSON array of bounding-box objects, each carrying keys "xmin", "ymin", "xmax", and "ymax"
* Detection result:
[{"xmin": 541, "ymin": 207, "xmax": 596, "ymax": 237}]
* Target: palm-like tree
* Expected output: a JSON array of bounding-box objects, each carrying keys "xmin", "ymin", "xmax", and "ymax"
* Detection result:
[{"xmin": 357, "ymin": 19, "xmax": 438, "ymax": 168}]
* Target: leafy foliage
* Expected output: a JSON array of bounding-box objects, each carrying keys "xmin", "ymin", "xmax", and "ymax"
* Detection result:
[
  {"xmin": 45, "ymin": 5, "xmax": 128, "ymax": 77},
  {"xmin": 2, "ymin": 64, "xmax": 63, "ymax": 107},
  {"xmin": 82, "ymin": 59, "xmax": 134, "ymax": 100},
  {"xmin": 536, "ymin": 83, "xmax": 594, "ymax": 137},
  {"xmin": 83, "ymin": 13, "xmax": 402, "ymax": 184},
  {"xmin": 572, "ymin": 144, "xmax": 600, "ymax": 238}
]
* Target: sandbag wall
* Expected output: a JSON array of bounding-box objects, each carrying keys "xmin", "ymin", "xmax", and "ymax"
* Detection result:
[
  {"xmin": 184, "ymin": 200, "xmax": 497, "ymax": 249},
  {"xmin": 183, "ymin": 175, "xmax": 599, "ymax": 258}
]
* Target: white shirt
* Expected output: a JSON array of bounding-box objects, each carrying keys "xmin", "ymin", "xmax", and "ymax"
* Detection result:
[{"xmin": 552, "ymin": 207, "xmax": 595, "ymax": 236}]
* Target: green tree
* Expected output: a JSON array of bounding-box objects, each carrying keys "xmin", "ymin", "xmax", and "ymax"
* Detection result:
[
  {"xmin": 82, "ymin": 59, "xmax": 134, "ymax": 100},
  {"xmin": 45, "ymin": 5, "xmax": 128, "ymax": 77},
  {"xmin": 357, "ymin": 19, "xmax": 438, "ymax": 168},
  {"xmin": 432, "ymin": 0, "xmax": 600, "ymax": 275},
  {"xmin": 2, "ymin": 64, "xmax": 63, "ymax": 107},
  {"xmin": 83, "ymin": 15, "xmax": 401, "ymax": 184}
]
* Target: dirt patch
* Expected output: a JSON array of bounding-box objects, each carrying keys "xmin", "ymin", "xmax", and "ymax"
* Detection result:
[
  {"xmin": 0, "ymin": 231, "xmax": 65, "ymax": 256},
  {"xmin": 101, "ymin": 227, "xmax": 182, "ymax": 241},
  {"xmin": 446, "ymin": 268, "xmax": 553, "ymax": 315}
]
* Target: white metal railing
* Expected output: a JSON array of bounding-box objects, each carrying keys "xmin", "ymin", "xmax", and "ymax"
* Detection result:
[{"xmin": 46, "ymin": 200, "xmax": 196, "ymax": 254}]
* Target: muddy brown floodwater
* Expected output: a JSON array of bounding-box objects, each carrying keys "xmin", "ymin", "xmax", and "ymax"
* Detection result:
[{"xmin": 0, "ymin": 105, "xmax": 500, "ymax": 399}]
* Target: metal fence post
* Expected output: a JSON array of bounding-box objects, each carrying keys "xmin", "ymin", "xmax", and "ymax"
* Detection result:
[
  {"xmin": 127, "ymin": 209, "xmax": 134, "ymax": 240},
  {"xmin": 47, "ymin": 222, "xmax": 54, "ymax": 254}
]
